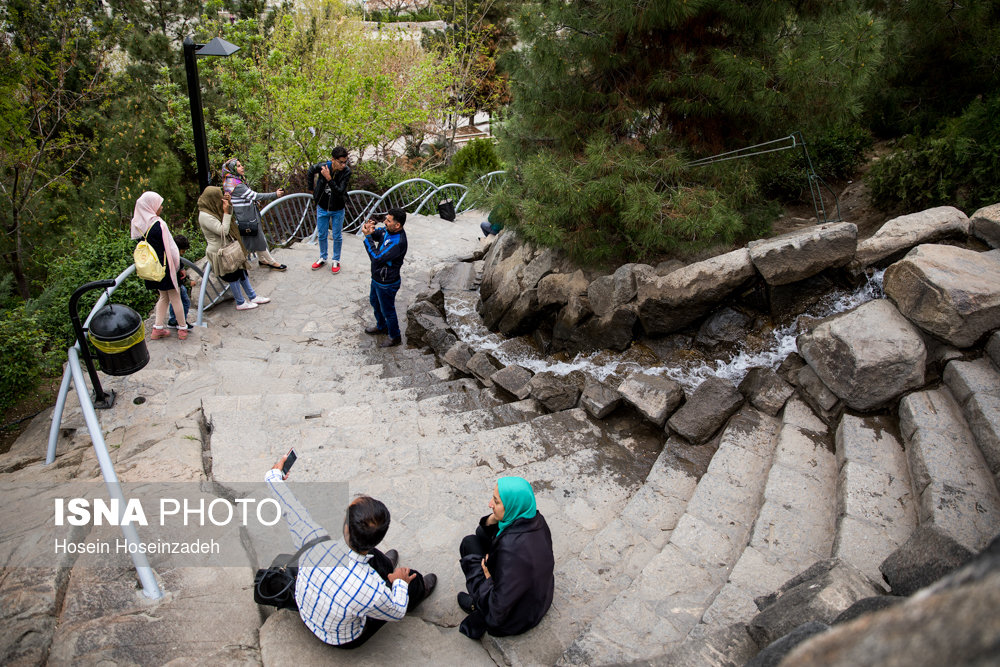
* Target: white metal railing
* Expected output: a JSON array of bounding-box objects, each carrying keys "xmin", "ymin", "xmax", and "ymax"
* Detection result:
[{"xmin": 46, "ymin": 264, "xmax": 163, "ymax": 599}]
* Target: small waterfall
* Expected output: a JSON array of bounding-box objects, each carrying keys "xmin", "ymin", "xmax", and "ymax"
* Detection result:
[{"xmin": 448, "ymin": 269, "xmax": 886, "ymax": 392}]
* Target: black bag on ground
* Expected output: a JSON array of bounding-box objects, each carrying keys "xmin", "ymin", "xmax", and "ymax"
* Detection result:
[
  {"xmin": 437, "ymin": 198, "xmax": 456, "ymax": 221},
  {"xmin": 253, "ymin": 535, "xmax": 331, "ymax": 609},
  {"xmin": 234, "ymin": 203, "xmax": 260, "ymax": 237}
]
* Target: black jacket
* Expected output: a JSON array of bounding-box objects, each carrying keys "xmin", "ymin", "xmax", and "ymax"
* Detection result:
[
  {"xmin": 363, "ymin": 227, "xmax": 407, "ymax": 285},
  {"xmin": 306, "ymin": 161, "xmax": 352, "ymax": 212},
  {"xmin": 461, "ymin": 513, "xmax": 555, "ymax": 637}
]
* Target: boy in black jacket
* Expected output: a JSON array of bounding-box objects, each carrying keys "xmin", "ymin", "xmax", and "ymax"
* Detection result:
[
  {"xmin": 306, "ymin": 146, "xmax": 352, "ymax": 273},
  {"xmin": 361, "ymin": 208, "xmax": 408, "ymax": 347}
]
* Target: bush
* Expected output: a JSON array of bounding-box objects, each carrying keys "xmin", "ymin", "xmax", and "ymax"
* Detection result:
[
  {"xmin": 0, "ymin": 305, "xmax": 59, "ymax": 415},
  {"xmin": 447, "ymin": 138, "xmax": 503, "ymax": 185},
  {"xmin": 28, "ymin": 224, "xmax": 159, "ymax": 351},
  {"xmin": 868, "ymin": 94, "xmax": 1000, "ymax": 211},
  {"xmin": 761, "ymin": 125, "xmax": 873, "ymax": 200}
]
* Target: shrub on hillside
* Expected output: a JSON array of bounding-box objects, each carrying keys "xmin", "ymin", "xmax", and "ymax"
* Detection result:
[
  {"xmin": 28, "ymin": 225, "xmax": 159, "ymax": 351},
  {"xmin": 868, "ymin": 95, "xmax": 1000, "ymax": 212},
  {"xmin": 0, "ymin": 305, "xmax": 60, "ymax": 415},
  {"xmin": 762, "ymin": 125, "xmax": 873, "ymax": 200},
  {"xmin": 448, "ymin": 138, "xmax": 503, "ymax": 185}
]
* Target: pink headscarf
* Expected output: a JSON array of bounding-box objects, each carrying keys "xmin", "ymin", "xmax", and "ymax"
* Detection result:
[
  {"xmin": 222, "ymin": 158, "xmax": 243, "ymax": 195},
  {"xmin": 131, "ymin": 191, "xmax": 180, "ymax": 291}
]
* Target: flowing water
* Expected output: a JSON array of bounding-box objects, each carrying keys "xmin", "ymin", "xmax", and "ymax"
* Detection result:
[{"xmin": 446, "ymin": 269, "xmax": 886, "ymax": 392}]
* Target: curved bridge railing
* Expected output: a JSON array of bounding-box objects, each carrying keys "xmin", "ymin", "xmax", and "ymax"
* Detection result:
[{"xmin": 259, "ymin": 170, "xmax": 506, "ymax": 246}]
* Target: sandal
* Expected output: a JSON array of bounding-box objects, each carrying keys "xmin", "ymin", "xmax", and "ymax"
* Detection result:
[{"xmin": 265, "ymin": 263, "xmax": 287, "ymax": 271}]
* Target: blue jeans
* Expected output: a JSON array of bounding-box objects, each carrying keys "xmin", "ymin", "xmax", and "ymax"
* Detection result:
[
  {"xmin": 369, "ymin": 280, "xmax": 401, "ymax": 340},
  {"xmin": 228, "ymin": 274, "xmax": 257, "ymax": 305},
  {"xmin": 317, "ymin": 207, "xmax": 345, "ymax": 262},
  {"xmin": 168, "ymin": 284, "xmax": 191, "ymax": 326}
]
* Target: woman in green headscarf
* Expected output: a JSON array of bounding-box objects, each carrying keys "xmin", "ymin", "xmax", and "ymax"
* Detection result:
[{"xmin": 457, "ymin": 476, "xmax": 555, "ymax": 639}]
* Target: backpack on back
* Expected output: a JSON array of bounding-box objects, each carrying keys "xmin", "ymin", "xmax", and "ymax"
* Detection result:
[{"xmin": 134, "ymin": 226, "xmax": 165, "ymax": 282}]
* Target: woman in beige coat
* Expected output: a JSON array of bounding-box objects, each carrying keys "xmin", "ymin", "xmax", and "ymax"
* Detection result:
[{"xmin": 197, "ymin": 186, "xmax": 270, "ymax": 310}]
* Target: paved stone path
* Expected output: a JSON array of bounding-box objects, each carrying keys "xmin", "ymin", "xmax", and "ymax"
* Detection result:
[{"xmin": 2, "ymin": 210, "xmax": 999, "ymax": 666}]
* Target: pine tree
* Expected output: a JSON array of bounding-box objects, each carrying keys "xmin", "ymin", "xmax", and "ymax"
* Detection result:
[{"xmin": 494, "ymin": 0, "xmax": 885, "ymax": 263}]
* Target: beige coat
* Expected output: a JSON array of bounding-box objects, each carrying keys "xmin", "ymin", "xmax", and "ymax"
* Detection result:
[{"xmin": 199, "ymin": 210, "xmax": 249, "ymax": 277}]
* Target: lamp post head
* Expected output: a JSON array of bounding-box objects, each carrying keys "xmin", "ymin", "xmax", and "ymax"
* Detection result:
[{"xmin": 196, "ymin": 37, "xmax": 240, "ymax": 58}]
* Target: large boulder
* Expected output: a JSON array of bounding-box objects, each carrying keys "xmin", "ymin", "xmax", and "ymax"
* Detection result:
[
  {"xmin": 850, "ymin": 206, "xmax": 970, "ymax": 271},
  {"xmin": 537, "ymin": 270, "xmax": 589, "ymax": 310},
  {"xmin": 527, "ymin": 372, "xmax": 580, "ymax": 412},
  {"xmin": 521, "ymin": 247, "xmax": 557, "ymax": 290},
  {"xmin": 617, "ymin": 372, "xmax": 684, "ymax": 426},
  {"xmin": 879, "ymin": 525, "xmax": 974, "ymax": 597},
  {"xmin": 780, "ymin": 543, "xmax": 1000, "ymax": 667},
  {"xmin": 405, "ymin": 300, "xmax": 448, "ymax": 348},
  {"xmin": 749, "ymin": 559, "xmax": 882, "ymax": 649},
  {"xmin": 497, "ymin": 288, "xmax": 539, "ymax": 336},
  {"xmin": 491, "ymin": 364, "xmax": 534, "ymax": 400},
  {"xmin": 636, "ymin": 248, "xmax": 755, "ymax": 335},
  {"xmin": 563, "ymin": 305, "xmax": 638, "ymax": 352},
  {"xmin": 696, "ymin": 306, "xmax": 752, "ymax": 348},
  {"xmin": 431, "ymin": 261, "xmax": 477, "ymax": 291},
  {"xmin": 466, "ymin": 351, "xmax": 503, "ymax": 387},
  {"xmin": 738, "ymin": 367, "xmax": 794, "ymax": 416},
  {"xmin": 884, "ymin": 243, "xmax": 1000, "ymax": 347},
  {"xmin": 747, "ymin": 222, "xmax": 857, "ymax": 286},
  {"xmin": 579, "ymin": 378, "xmax": 622, "ymax": 419},
  {"xmin": 666, "ymin": 377, "xmax": 744, "ymax": 443},
  {"xmin": 587, "ymin": 263, "xmax": 646, "ymax": 317},
  {"xmin": 969, "ymin": 203, "xmax": 1000, "ymax": 249},
  {"xmin": 797, "ymin": 299, "xmax": 926, "ymax": 411}
]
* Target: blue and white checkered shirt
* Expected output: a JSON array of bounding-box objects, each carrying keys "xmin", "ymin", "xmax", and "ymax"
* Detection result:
[{"xmin": 265, "ymin": 469, "xmax": 410, "ymax": 645}]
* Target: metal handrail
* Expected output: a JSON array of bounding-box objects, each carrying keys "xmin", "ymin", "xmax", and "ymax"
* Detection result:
[
  {"xmin": 46, "ymin": 265, "xmax": 163, "ymax": 600},
  {"xmin": 260, "ymin": 171, "xmax": 510, "ymax": 247}
]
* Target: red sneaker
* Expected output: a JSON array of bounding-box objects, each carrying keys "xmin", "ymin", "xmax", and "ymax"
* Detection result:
[
  {"xmin": 151, "ymin": 326, "xmax": 171, "ymax": 340},
  {"xmin": 311, "ymin": 260, "xmax": 325, "ymax": 270},
  {"xmin": 331, "ymin": 261, "xmax": 341, "ymax": 274}
]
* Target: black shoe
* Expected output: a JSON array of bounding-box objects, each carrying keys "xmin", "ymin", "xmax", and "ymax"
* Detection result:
[
  {"xmin": 385, "ymin": 549, "xmax": 399, "ymax": 568},
  {"xmin": 365, "ymin": 325, "xmax": 387, "ymax": 335},
  {"xmin": 379, "ymin": 337, "xmax": 402, "ymax": 348},
  {"xmin": 422, "ymin": 573, "xmax": 437, "ymax": 598},
  {"xmin": 457, "ymin": 592, "xmax": 475, "ymax": 614}
]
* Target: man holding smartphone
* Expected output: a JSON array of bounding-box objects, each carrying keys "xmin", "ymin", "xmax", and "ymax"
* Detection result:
[
  {"xmin": 362, "ymin": 208, "xmax": 408, "ymax": 347},
  {"xmin": 265, "ymin": 453, "xmax": 437, "ymax": 648},
  {"xmin": 306, "ymin": 146, "xmax": 352, "ymax": 274}
]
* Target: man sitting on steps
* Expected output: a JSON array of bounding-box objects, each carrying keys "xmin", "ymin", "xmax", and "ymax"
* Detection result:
[
  {"xmin": 362, "ymin": 208, "xmax": 408, "ymax": 347},
  {"xmin": 265, "ymin": 455, "xmax": 436, "ymax": 648}
]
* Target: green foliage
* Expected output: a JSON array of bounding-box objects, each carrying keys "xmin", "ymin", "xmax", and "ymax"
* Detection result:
[
  {"xmin": 762, "ymin": 125, "xmax": 874, "ymax": 200},
  {"xmin": 862, "ymin": 0, "xmax": 1000, "ymax": 137},
  {"xmin": 868, "ymin": 95, "xmax": 1000, "ymax": 212},
  {"xmin": 492, "ymin": 135, "xmax": 761, "ymax": 264},
  {"xmin": 27, "ymin": 225, "xmax": 159, "ymax": 350},
  {"xmin": 0, "ymin": 304, "xmax": 60, "ymax": 414},
  {"xmin": 447, "ymin": 138, "xmax": 502, "ymax": 184}
]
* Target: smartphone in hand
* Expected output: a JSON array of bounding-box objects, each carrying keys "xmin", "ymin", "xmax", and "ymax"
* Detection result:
[{"xmin": 281, "ymin": 448, "xmax": 297, "ymax": 476}]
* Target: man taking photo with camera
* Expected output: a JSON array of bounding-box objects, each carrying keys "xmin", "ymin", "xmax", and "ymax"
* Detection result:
[{"xmin": 362, "ymin": 208, "xmax": 408, "ymax": 347}]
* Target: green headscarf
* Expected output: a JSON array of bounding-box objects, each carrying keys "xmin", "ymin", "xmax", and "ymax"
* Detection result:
[{"xmin": 497, "ymin": 476, "xmax": 537, "ymax": 536}]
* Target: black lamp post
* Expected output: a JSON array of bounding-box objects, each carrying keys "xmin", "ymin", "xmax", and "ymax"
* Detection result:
[{"xmin": 183, "ymin": 36, "xmax": 240, "ymax": 192}]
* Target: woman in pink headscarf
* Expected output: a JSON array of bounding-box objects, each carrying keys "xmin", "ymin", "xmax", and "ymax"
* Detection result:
[{"xmin": 131, "ymin": 192, "xmax": 189, "ymax": 340}]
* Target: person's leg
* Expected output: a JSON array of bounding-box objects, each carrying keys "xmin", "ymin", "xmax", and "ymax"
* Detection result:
[
  {"xmin": 154, "ymin": 291, "xmax": 169, "ymax": 327},
  {"xmin": 330, "ymin": 209, "xmax": 345, "ymax": 263},
  {"xmin": 165, "ymin": 289, "xmax": 187, "ymax": 328},
  {"xmin": 258, "ymin": 247, "xmax": 277, "ymax": 265},
  {"xmin": 180, "ymin": 285, "xmax": 191, "ymax": 323},
  {"xmin": 369, "ymin": 281, "xmax": 387, "ymax": 331},
  {"xmin": 460, "ymin": 533, "xmax": 489, "ymax": 559},
  {"xmin": 316, "ymin": 207, "xmax": 331, "ymax": 260},
  {"xmin": 228, "ymin": 280, "xmax": 245, "ymax": 305},
  {"xmin": 480, "ymin": 221, "xmax": 492, "ymax": 237},
  {"xmin": 238, "ymin": 274, "xmax": 257, "ymax": 300},
  {"xmin": 374, "ymin": 281, "xmax": 402, "ymax": 340}
]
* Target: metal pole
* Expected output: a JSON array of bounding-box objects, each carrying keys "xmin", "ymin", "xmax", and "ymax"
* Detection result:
[
  {"xmin": 67, "ymin": 347, "xmax": 163, "ymax": 600},
  {"xmin": 184, "ymin": 37, "xmax": 211, "ymax": 192},
  {"xmin": 68, "ymin": 280, "xmax": 116, "ymax": 409}
]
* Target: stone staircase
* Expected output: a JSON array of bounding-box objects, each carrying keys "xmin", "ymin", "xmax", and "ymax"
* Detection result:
[{"xmin": 3, "ymin": 208, "xmax": 1000, "ymax": 666}]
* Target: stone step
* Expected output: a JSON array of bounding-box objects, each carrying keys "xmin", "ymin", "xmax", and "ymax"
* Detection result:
[
  {"xmin": 898, "ymin": 387, "xmax": 1000, "ymax": 551},
  {"xmin": 831, "ymin": 414, "xmax": 918, "ymax": 588},
  {"xmin": 556, "ymin": 407, "xmax": 783, "ymax": 666},
  {"xmin": 943, "ymin": 357, "xmax": 1000, "ymax": 487},
  {"xmin": 667, "ymin": 398, "xmax": 836, "ymax": 662}
]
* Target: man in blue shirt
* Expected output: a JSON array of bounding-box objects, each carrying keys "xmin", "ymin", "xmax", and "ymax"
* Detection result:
[{"xmin": 362, "ymin": 208, "xmax": 408, "ymax": 347}]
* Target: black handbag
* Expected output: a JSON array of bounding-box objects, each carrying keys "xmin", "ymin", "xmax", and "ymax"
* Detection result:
[
  {"xmin": 234, "ymin": 203, "xmax": 260, "ymax": 237},
  {"xmin": 253, "ymin": 535, "xmax": 331, "ymax": 609},
  {"xmin": 437, "ymin": 198, "xmax": 456, "ymax": 221}
]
